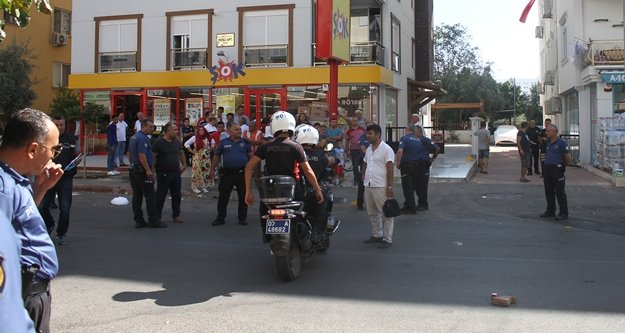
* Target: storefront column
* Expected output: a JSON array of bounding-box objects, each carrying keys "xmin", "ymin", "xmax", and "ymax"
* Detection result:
[{"xmin": 378, "ymin": 85, "xmax": 387, "ymax": 140}]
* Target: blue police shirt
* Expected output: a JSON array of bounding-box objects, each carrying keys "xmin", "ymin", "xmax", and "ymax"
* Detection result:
[
  {"xmin": 544, "ymin": 138, "xmax": 570, "ymax": 165},
  {"xmin": 0, "ymin": 162, "xmax": 59, "ymax": 281},
  {"xmin": 129, "ymin": 131, "xmax": 153, "ymax": 167},
  {"xmin": 399, "ymin": 134, "xmax": 437, "ymax": 161},
  {"xmin": 216, "ymin": 137, "xmax": 251, "ymax": 170},
  {"xmin": 359, "ymin": 134, "xmax": 369, "ymax": 149},
  {"xmin": 0, "ymin": 180, "xmax": 36, "ymax": 332}
]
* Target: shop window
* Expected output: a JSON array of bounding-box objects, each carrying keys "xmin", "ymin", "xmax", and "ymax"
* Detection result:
[
  {"xmin": 286, "ymin": 85, "xmax": 374, "ymax": 125},
  {"xmin": 95, "ymin": 15, "xmax": 143, "ymax": 73},
  {"xmin": 386, "ymin": 89, "xmax": 398, "ymax": 128},
  {"xmin": 166, "ymin": 10, "xmax": 212, "ymax": 70},
  {"xmin": 53, "ymin": 8, "xmax": 71, "ymax": 35},
  {"xmin": 52, "ymin": 63, "xmax": 70, "ymax": 88},
  {"xmin": 238, "ymin": 5, "xmax": 294, "ymax": 67},
  {"xmin": 391, "ymin": 16, "xmax": 401, "ymax": 72}
]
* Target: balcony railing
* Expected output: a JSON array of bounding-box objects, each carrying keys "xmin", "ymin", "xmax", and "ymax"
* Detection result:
[
  {"xmin": 313, "ymin": 41, "xmax": 385, "ymax": 66},
  {"xmin": 584, "ymin": 40, "xmax": 624, "ymax": 67},
  {"xmin": 99, "ymin": 51, "xmax": 137, "ymax": 72},
  {"xmin": 243, "ymin": 44, "xmax": 288, "ymax": 67},
  {"xmin": 171, "ymin": 48, "xmax": 207, "ymax": 70}
]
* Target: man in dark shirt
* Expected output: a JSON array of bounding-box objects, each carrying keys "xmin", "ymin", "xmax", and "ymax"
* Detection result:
[
  {"xmin": 517, "ymin": 122, "xmax": 531, "ymax": 183},
  {"xmin": 539, "ymin": 118, "xmax": 552, "ymax": 177},
  {"xmin": 129, "ymin": 119, "xmax": 166, "ymax": 228},
  {"xmin": 180, "ymin": 117, "xmax": 195, "ymax": 166},
  {"xmin": 526, "ymin": 120, "xmax": 541, "ymax": 175},
  {"xmin": 39, "ymin": 115, "xmax": 82, "ymax": 245},
  {"xmin": 209, "ymin": 124, "xmax": 252, "ymax": 226},
  {"xmin": 153, "ymin": 122, "xmax": 186, "ymax": 224},
  {"xmin": 107, "ymin": 115, "xmax": 119, "ymax": 175}
]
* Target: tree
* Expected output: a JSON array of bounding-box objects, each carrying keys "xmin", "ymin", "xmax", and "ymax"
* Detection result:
[
  {"xmin": 0, "ymin": 0, "xmax": 52, "ymax": 41},
  {"xmin": 0, "ymin": 38, "xmax": 36, "ymax": 116},
  {"xmin": 50, "ymin": 87, "xmax": 81, "ymax": 120},
  {"xmin": 433, "ymin": 24, "xmax": 483, "ymax": 82}
]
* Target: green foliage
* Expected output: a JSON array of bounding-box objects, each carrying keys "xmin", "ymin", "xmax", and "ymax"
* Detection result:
[
  {"xmin": 50, "ymin": 87, "xmax": 80, "ymax": 120},
  {"xmin": 82, "ymin": 102, "xmax": 105, "ymax": 124},
  {"xmin": 0, "ymin": 38, "xmax": 36, "ymax": 116},
  {"xmin": 0, "ymin": 0, "xmax": 52, "ymax": 41}
]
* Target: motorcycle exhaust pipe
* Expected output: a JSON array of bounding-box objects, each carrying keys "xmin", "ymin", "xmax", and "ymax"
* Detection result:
[{"xmin": 326, "ymin": 214, "xmax": 341, "ymax": 234}]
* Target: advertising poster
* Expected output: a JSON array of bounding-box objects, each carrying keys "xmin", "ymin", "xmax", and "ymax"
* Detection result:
[
  {"xmin": 185, "ymin": 98, "xmax": 203, "ymax": 125},
  {"xmin": 153, "ymin": 99, "xmax": 171, "ymax": 127},
  {"xmin": 216, "ymin": 95, "xmax": 237, "ymax": 114}
]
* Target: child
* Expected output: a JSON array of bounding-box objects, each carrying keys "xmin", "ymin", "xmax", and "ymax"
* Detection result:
[{"xmin": 332, "ymin": 141, "xmax": 345, "ymax": 186}]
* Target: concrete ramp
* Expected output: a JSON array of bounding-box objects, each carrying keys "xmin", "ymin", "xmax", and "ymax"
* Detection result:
[{"xmin": 430, "ymin": 144, "xmax": 476, "ymax": 183}]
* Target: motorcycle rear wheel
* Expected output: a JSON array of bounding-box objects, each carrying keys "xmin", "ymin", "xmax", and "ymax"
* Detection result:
[{"xmin": 275, "ymin": 240, "xmax": 302, "ymax": 281}]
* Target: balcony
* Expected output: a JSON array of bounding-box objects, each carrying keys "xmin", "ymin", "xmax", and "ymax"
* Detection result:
[
  {"xmin": 99, "ymin": 52, "xmax": 137, "ymax": 73},
  {"xmin": 584, "ymin": 40, "xmax": 624, "ymax": 67},
  {"xmin": 171, "ymin": 48, "xmax": 207, "ymax": 70},
  {"xmin": 313, "ymin": 41, "xmax": 385, "ymax": 66},
  {"xmin": 243, "ymin": 44, "xmax": 288, "ymax": 67}
]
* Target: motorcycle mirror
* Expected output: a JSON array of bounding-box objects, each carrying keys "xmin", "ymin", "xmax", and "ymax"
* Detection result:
[{"xmin": 324, "ymin": 143, "xmax": 334, "ymax": 152}]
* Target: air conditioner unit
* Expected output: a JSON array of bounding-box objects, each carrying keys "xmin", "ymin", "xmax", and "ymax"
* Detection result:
[
  {"xmin": 544, "ymin": 70, "xmax": 555, "ymax": 85},
  {"xmin": 543, "ymin": 100, "xmax": 552, "ymax": 115},
  {"xmin": 51, "ymin": 33, "xmax": 68, "ymax": 46},
  {"xmin": 535, "ymin": 26, "xmax": 543, "ymax": 39},
  {"xmin": 543, "ymin": 0, "xmax": 553, "ymax": 18},
  {"xmin": 551, "ymin": 97, "xmax": 562, "ymax": 114},
  {"xmin": 537, "ymin": 82, "xmax": 545, "ymax": 94}
]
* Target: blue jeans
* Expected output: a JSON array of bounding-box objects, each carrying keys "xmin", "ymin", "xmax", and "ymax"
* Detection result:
[
  {"xmin": 107, "ymin": 144, "xmax": 117, "ymax": 171},
  {"xmin": 156, "ymin": 172, "xmax": 182, "ymax": 220},
  {"xmin": 39, "ymin": 175, "xmax": 74, "ymax": 237},
  {"xmin": 115, "ymin": 140, "xmax": 127, "ymax": 165}
]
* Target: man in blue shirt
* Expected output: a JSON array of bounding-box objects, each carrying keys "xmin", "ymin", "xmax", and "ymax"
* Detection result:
[
  {"xmin": 106, "ymin": 115, "xmax": 119, "ymax": 175},
  {"xmin": 0, "ymin": 108, "xmax": 63, "ymax": 333},
  {"xmin": 540, "ymin": 124, "xmax": 572, "ymax": 221},
  {"xmin": 209, "ymin": 124, "xmax": 252, "ymax": 225},
  {"xmin": 396, "ymin": 124, "xmax": 439, "ymax": 212},
  {"xmin": 128, "ymin": 119, "xmax": 166, "ymax": 228}
]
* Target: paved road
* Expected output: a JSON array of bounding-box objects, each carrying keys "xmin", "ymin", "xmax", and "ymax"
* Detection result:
[{"xmin": 50, "ymin": 148, "xmax": 625, "ymax": 332}]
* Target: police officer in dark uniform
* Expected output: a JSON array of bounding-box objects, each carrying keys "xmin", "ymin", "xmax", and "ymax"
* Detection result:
[
  {"xmin": 0, "ymin": 108, "xmax": 63, "ymax": 333},
  {"xmin": 128, "ymin": 119, "xmax": 166, "ymax": 228},
  {"xmin": 526, "ymin": 120, "xmax": 541, "ymax": 175},
  {"xmin": 539, "ymin": 124, "xmax": 571, "ymax": 221},
  {"xmin": 539, "ymin": 118, "xmax": 552, "ymax": 176},
  {"xmin": 209, "ymin": 124, "xmax": 252, "ymax": 226},
  {"xmin": 39, "ymin": 115, "xmax": 81, "ymax": 245},
  {"xmin": 396, "ymin": 124, "xmax": 439, "ymax": 212}
]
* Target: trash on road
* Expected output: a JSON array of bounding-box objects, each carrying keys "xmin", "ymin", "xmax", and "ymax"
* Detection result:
[
  {"xmin": 110, "ymin": 197, "xmax": 129, "ymax": 206},
  {"xmin": 452, "ymin": 242, "xmax": 463, "ymax": 246},
  {"xmin": 490, "ymin": 293, "xmax": 517, "ymax": 307}
]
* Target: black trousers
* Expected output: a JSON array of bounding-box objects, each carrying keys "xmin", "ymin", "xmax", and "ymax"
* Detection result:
[
  {"xmin": 156, "ymin": 172, "xmax": 182, "ymax": 220},
  {"xmin": 39, "ymin": 175, "xmax": 73, "ymax": 237},
  {"xmin": 529, "ymin": 144, "xmax": 540, "ymax": 173},
  {"xmin": 305, "ymin": 187, "xmax": 329, "ymax": 241},
  {"xmin": 216, "ymin": 169, "xmax": 247, "ymax": 221},
  {"xmin": 129, "ymin": 167, "xmax": 159, "ymax": 224},
  {"xmin": 543, "ymin": 164, "xmax": 568, "ymax": 216},
  {"xmin": 25, "ymin": 285, "xmax": 52, "ymax": 333},
  {"xmin": 400, "ymin": 162, "xmax": 418, "ymax": 209}
]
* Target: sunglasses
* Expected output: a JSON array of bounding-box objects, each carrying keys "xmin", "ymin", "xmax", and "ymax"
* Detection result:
[{"xmin": 39, "ymin": 143, "xmax": 64, "ymax": 158}]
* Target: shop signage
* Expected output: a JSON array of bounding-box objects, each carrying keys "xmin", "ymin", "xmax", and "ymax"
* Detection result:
[
  {"xmin": 185, "ymin": 98, "xmax": 203, "ymax": 125},
  {"xmin": 601, "ymin": 72, "xmax": 625, "ymax": 83},
  {"xmin": 216, "ymin": 33, "xmax": 235, "ymax": 47},
  {"xmin": 153, "ymin": 99, "xmax": 171, "ymax": 127},
  {"xmin": 315, "ymin": 0, "xmax": 351, "ymax": 62},
  {"xmin": 209, "ymin": 58, "xmax": 246, "ymax": 84}
]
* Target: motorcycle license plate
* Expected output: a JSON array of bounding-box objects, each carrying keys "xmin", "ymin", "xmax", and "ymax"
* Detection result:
[{"xmin": 266, "ymin": 219, "xmax": 290, "ymax": 235}]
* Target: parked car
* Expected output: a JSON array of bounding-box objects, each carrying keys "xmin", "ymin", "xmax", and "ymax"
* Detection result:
[{"xmin": 494, "ymin": 125, "xmax": 518, "ymax": 146}]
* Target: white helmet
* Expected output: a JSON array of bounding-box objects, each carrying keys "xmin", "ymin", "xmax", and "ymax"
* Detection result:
[
  {"xmin": 294, "ymin": 124, "xmax": 319, "ymax": 146},
  {"xmin": 270, "ymin": 111, "xmax": 296, "ymax": 136}
]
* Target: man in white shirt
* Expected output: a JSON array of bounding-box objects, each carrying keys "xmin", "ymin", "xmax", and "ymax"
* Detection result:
[
  {"xmin": 411, "ymin": 114, "xmax": 421, "ymax": 127},
  {"xmin": 361, "ymin": 124, "xmax": 396, "ymax": 249},
  {"xmin": 116, "ymin": 112, "xmax": 129, "ymax": 166},
  {"xmin": 204, "ymin": 116, "xmax": 218, "ymax": 133},
  {"xmin": 134, "ymin": 112, "xmax": 145, "ymax": 133}
]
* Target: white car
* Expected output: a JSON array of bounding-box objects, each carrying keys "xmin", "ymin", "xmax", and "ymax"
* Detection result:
[{"xmin": 494, "ymin": 125, "xmax": 518, "ymax": 146}]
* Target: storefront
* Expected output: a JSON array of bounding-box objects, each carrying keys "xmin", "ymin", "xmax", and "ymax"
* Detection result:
[
  {"xmin": 601, "ymin": 72, "xmax": 625, "ymax": 114},
  {"xmin": 70, "ymin": 65, "xmax": 393, "ymax": 153}
]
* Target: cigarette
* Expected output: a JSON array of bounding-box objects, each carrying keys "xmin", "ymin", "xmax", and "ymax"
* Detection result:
[{"xmin": 45, "ymin": 169, "xmax": 50, "ymax": 177}]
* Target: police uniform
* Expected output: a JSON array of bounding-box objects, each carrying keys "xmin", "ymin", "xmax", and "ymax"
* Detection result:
[
  {"xmin": 39, "ymin": 130, "xmax": 80, "ymax": 242},
  {"xmin": 0, "ymin": 170, "xmax": 36, "ymax": 332},
  {"xmin": 303, "ymin": 147, "xmax": 330, "ymax": 241},
  {"xmin": 398, "ymin": 133, "xmax": 437, "ymax": 211},
  {"xmin": 1, "ymin": 161, "xmax": 59, "ymax": 333},
  {"xmin": 214, "ymin": 137, "xmax": 252, "ymax": 224},
  {"xmin": 128, "ymin": 130, "xmax": 160, "ymax": 227},
  {"xmin": 542, "ymin": 137, "xmax": 570, "ymax": 218}
]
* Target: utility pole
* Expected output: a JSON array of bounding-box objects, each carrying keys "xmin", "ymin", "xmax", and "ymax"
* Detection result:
[{"xmin": 512, "ymin": 78, "xmax": 517, "ymax": 124}]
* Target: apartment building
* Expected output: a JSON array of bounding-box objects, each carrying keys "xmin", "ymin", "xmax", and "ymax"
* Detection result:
[
  {"xmin": 538, "ymin": 0, "xmax": 624, "ymax": 166},
  {"xmin": 69, "ymin": 0, "xmax": 423, "ymax": 142},
  {"xmin": 1, "ymin": 0, "xmax": 72, "ymax": 113}
]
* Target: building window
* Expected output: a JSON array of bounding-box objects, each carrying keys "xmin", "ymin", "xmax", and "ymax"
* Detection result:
[
  {"xmin": 3, "ymin": 10, "xmax": 19, "ymax": 25},
  {"xmin": 391, "ymin": 16, "xmax": 401, "ymax": 72},
  {"xmin": 238, "ymin": 5, "xmax": 294, "ymax": 67},
  {"xmin": 53, "ymin": 8, "xmax": 71, "ymax": 35},
  {"xmin": 559, "ymin": 14, "xmax": 568, "ymax": 63},
  {"xmin": 94, "ymin": 14, "xmax": 143, "ymax": 73},
  {"xmin": 52, "ymin": 63, "xmax": 70, "ymax": 88},
  {"xmin": 386, "ymin": 89, "xmax": 398, "ymax": 128},
  {"xmin": 166, "ymin": 10, "xmax": 213, "ymax": 71}
]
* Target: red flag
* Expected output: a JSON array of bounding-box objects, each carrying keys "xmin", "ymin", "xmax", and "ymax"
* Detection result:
[{"xmin": 519, "ymin": 0, "xmax": 536, "ymax": 23}]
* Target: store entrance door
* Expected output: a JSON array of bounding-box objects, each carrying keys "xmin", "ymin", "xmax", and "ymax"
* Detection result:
[
  {"xmin": 245, "ymin": 88, "xmax": 287, "ymax": 125},
  {"xmin": 111, "ymin": 91, "xmax": 146, "ymax": 128}
]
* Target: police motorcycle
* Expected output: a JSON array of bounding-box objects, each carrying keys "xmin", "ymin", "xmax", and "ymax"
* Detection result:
[{"xmin": 256, "ymin": 122, "xmax": 340, "ymax": 281}]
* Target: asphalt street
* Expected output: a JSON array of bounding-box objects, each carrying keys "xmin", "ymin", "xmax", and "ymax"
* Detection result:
[{"xmin": 49, "ymin": 148, "xmax": 625, "ymax": 332}]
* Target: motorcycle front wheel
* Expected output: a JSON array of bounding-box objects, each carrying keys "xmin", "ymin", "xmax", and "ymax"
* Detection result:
[{"xmin": 275, "ymin": 240, "xmax": 302, "ymax": 281}]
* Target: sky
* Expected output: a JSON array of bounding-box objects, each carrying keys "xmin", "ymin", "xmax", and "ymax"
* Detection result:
[{"xmin": 433, "ymin": 0, "xmax": 540, "ymax": 83}]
